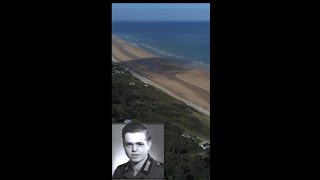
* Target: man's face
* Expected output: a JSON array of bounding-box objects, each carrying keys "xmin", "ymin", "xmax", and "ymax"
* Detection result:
[{"xmin": 123, "ymin": 131, "xmax": 151, "ymax": 163}]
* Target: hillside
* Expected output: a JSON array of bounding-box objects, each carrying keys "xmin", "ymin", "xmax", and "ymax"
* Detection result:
[{"xmin": 112, "ymin": 63, "xmax": 212, "ymax": 179}]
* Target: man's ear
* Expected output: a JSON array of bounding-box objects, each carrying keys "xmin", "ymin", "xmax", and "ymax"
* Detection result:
[{"xmin": 147, "ymin": 140, "xmax": 152, "ymax": 148}]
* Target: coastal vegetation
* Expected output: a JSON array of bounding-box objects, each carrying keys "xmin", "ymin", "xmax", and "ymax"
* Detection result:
[
  {"xmin": 112, "ymin": 64, "xmax": 210, "ymax": 139},
  {"xmin": 112, "ymin": 63, "xmax": 211, "ymax": 179}
]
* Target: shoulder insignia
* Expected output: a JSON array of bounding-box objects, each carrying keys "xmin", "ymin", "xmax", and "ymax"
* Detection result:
[
  {"xmin": 144, "ymin": 160, "xmax": 151, "ymax": 171},
  {"xmin": 156, "ymin": 162, "xmax": 164, "ymax": 168}
]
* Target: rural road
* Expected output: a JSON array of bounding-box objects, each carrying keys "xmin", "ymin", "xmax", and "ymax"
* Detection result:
[{"xmin": 112, "ymin": 59, "xmax": 210, "ymax": 117}]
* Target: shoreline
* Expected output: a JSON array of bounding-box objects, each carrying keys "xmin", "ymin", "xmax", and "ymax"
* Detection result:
[
  {"xmin": 112, "ymin": 59, "xmax": 210, "ymax": 117},
  {"xmin": 113, "ymin": 34, "xmax": 211, "ymax": 70},
  {"xmin": 112, "ymin": 35, "xmax": 210, "ymax": 116}
]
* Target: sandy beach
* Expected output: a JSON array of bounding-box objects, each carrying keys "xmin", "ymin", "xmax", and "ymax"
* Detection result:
[{"xmin": 112, "ymin": 35, "xmax": 210, "ymax": 114}]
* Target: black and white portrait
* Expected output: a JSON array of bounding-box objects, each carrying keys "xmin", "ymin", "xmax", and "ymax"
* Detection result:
[{"xmin": 112, "ymin": 123, "xmax": 164, "ymax": 179}]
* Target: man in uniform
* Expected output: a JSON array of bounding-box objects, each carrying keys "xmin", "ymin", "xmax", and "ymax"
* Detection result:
[{"xmin": 113, "ymin": 123, "xmax": 164, "ymax": 179}]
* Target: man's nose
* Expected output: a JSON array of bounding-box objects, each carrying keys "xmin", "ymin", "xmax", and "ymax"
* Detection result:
[{"xmin": 132, "ymin": 145, "xmax": 137, "ymax": 152}]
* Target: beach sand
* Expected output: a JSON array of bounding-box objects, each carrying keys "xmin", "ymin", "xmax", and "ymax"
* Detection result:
[{"xmin": 112, "ymin": 35, "xmax": 210, "ymax": 114}]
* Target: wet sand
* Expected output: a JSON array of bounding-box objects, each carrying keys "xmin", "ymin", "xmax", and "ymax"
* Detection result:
[{"xmin": 112, "ymin": 35, "xmax": 210, "ymax": 114}]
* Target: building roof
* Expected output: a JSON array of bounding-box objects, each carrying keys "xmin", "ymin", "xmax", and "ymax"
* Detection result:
[
  {"xmin": 124, "ymin": 119, "xmax": 132, "ymax": 123},
  {"xmin": 202, "ymin": 143, "xmax": 210, "ymax": 147},
  {"xmin": 182, "ymin": 132, "xmax": 191, "ymax": 137}
]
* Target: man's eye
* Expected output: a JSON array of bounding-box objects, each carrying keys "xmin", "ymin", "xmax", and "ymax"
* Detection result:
[
  {"xmin": 126, "ymin": 144, "xmax": 132, "ymax": 147},
  {"xmin": 138, "ymin": 143, "xmax": 144, "ymax": 146}
]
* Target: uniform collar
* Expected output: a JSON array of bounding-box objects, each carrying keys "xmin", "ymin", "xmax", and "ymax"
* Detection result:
[
  {"xmin": 122, "ymin": 154, "xmax": 154, "ymax": 178},
  {"xmin": 140, "ymin": 154, "xmax": 153, "ymax": 175}
]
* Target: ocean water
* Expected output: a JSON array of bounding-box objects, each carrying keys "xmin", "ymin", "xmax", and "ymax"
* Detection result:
[{"xmin": 112, "ymin": 21, "xmax": 210, "ymax": 67}]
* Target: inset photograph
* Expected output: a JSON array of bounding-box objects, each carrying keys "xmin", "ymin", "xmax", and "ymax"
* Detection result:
[{"xmin": 112, "ymin": 123, "xmax": 164, "ymax": 179}]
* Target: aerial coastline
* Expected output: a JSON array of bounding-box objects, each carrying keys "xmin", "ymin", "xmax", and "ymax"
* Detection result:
[
  {"xmin": 112, "ymin": 4, "xmax": 211, "ymax": 179},
  {"xmin": 112, "ymin": 35, "xmax": 210, "ymax": 115}
]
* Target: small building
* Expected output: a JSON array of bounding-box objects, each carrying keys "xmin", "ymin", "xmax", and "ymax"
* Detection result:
[
  {"xmin": 182, "ymin": 132, "xmax": 192, "ymax": 138},
  {"xmin": 144, "ymin": 84, "xmax": 148, "ymax": 87},
  {"xmin": 124, "ymin": 119, "xmax": 132, "ymax": 123},
  {"xmin": 200, "ymin": 143, "xmax": 210, "ymax": 149}
]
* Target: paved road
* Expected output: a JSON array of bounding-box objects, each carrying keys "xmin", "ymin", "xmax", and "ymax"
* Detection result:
[
  {"xmin": 113, "ymin": 59, "xmax": 211, "ymax": 146},
  {"xmin": 197, "ymin": 137, "xmax": 210, "ymax": 145},
  {"xmin": 112, "ymin": 59, "xmax": 210, "ymax": 117}
]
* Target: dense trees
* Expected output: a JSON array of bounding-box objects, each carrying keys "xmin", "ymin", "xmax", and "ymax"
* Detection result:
[
  {"xmin": 112, "ymin": 65, "xmax": 210, "ymax": 138},
  {"xmin": 112, "ymin": 64, "xmax": 211, "ymax": 179},
  {"xmin": 163, "ymin": 124, "xmax": 210, "ymax": 179}
]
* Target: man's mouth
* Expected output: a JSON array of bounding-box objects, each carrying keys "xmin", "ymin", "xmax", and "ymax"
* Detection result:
[{"xmin": 131, "ymin": 154, "xmax": 139, "ymax": 158}]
